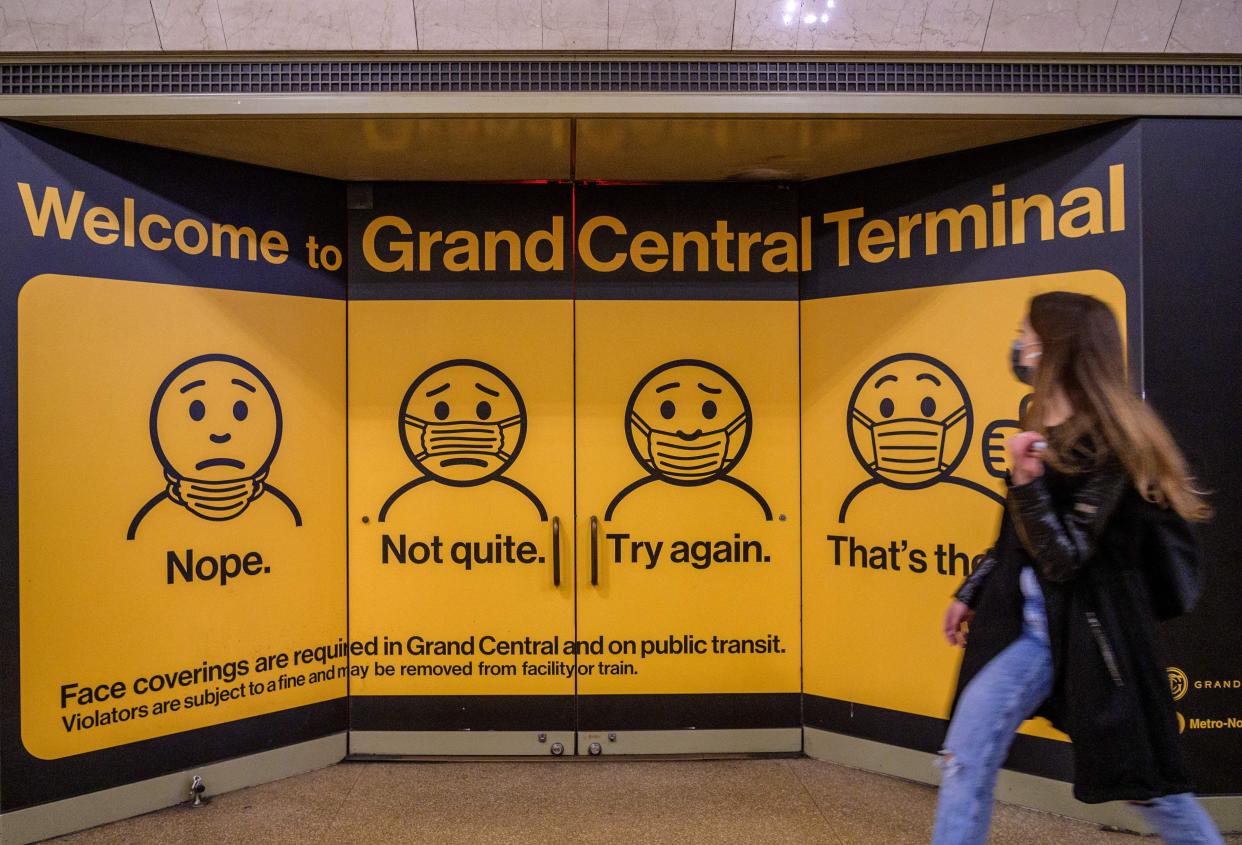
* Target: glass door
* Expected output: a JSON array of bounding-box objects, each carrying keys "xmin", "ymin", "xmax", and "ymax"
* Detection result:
[
  {"xmin": 571, "ymin": 184, "xmax": 803, "ymax": 755},
  {"xmin": 347, "ymin": 184, "xmax": 577, "ymax": 755}
]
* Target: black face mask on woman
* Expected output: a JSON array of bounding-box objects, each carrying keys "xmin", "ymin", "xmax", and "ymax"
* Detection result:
[{"xmin": 1010, "ymin": 339, "xmax": 1039, "ymax": 386}]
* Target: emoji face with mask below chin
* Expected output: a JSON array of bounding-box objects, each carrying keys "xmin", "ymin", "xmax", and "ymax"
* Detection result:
[
  {"xmin": 128, "ymin": 353, "xmax": 300, "ymax": 540},
  {"xmin": 626, "ymin": 360, "xmax": 752, "ymax": 486},
  {"xmin": 847, "ymin": 353, "xmax": 972, "ymax": 489},
  {"xmin": 153, "ymin": 355, "xmax": 281, "ymax": 490},
  {"xmin": 399, "ymin": 360, "xmax": 526, "ymax": 486}
]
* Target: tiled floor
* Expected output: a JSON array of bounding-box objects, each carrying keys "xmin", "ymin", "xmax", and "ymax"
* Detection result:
[{"xmin": 48, "ymin": 758, "xmax": 1242, "ymax": 845}]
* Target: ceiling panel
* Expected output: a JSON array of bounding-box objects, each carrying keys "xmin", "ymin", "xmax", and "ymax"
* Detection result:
[
  {"xmin": 573, "ymin": 117, "xmax": 1105, "ymax": 181},
  {"xmin": 31, "ymin": 117, "xmax": 573, "ymax": 181},
  {"xmin": 31, "ymin": 114, "xmax": 1107, "ymax": 182}
]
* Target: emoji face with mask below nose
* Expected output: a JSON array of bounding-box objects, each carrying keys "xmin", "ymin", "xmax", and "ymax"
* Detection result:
[
  {"xmin": 847, "ymin": 353, "xmax": 972, "ymax": 489},
  {"xmin": 128, "ymin": 353, "xmax": 301, "ymax": 540},
  {"xmin": 607, "ymin": 359, "xmax": 771, "ymax": 522},
  {"xmin": 399, "ymin": 360, "xmax": 527, "ymax": 486},
  {"xmin": 626, "ymin": 360, "xmax": 751, "ymax": 485}
]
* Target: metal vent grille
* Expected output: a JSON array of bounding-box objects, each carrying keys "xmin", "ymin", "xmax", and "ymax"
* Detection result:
[{"xmin": 0, "ymin": 60, "xmax": 1239, "ymax": 96}]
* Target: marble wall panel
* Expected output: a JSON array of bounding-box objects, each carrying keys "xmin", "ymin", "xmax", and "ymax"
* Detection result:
[
  {"xmin": 1167, "ymin": 0, "xmax": 1242, "ymax": 52},
  {"xmin": 982, "ymin": 0, "xmax": 1116, "ymax": 51},
  {"xmin": 0, "ymin": 2, "xmax": 34, "ymax": 50},
  {"xmin": 152, "ymin": 0, "xmax": 228, "ymax": 50},
  {"xmin": 415, "ymin": 0, "xmax": 542, "ymax": 49},
  {"xmin": 733, "ymin": 0, "xmax": 800, "ymax": 50},
  {"xmin": 0, "ymin": 0, "xmax": 1234, "ymax": 58},
  {"xmin": 543, "ymin": 0, "xmax": 608, "ymax": 48},
  {"xmin": 216, "ymin": 0, "xmax": 418, "ymax": 50},
  {"xmin": 791, "ymin": 0, "xmax": 991, "ymax": 50},
  {"xmin": 606, "ymin": 0, "xmax": 735, "ymax": 50},
  {"xmin": 8, "ymin": 0, "xmax": 161, "ymax": 51}
]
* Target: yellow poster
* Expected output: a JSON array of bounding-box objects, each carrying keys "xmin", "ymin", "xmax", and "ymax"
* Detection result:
[
  {"xmin": 347, "ymin": 299, "xmax": 575, "ymax": 697},
  {"xmin": 802, "ymin": 271, "xmax": 1126, "ymax": 736},
  {"xmin": 18, "ymin": 274, "xmax": 347, "ymax": 759},
  {"xmin": 575, "ymin": 300, "xmax": 801, "ymax": 695}
]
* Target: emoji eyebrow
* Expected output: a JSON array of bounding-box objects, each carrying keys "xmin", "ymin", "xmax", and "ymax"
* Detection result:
[
  {"xmin": 425, "ymin": 382, "xmax": 451, "ymax": 397},
  {"xmin": 917, "ymin": 373, "xmax": 942, "ymax": 386},
  {"xmin": 656, "ymin": 382, "xmax": 680, "ymax": 393},
  {"xmin": 875, "ymin": 374, "xmax": 898, "ymax": 388},
  {"xmin": 231, "ymin": 378, "xmax": 257, "ymax": 393},
  {"xmin": 475, "ymin": 382, "xmax": 500, "ymax": 397},
  {"xmin": 697, "ymin": 383, "xmax": 723, "ymax": 395},
  {"xmin": 179, "ymin": 380, "xmax": 206, "ymax": 393}
]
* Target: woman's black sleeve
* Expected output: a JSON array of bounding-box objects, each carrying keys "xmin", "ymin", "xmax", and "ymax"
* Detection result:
[
  {"xmin": 1007, "ymin": 468, "xmax": 1128, "ymax": 583},
  {"xmin": 951, "ymin": 505, "xmax": 1013, "ymax": 608},
  {"xmin": 953, "ymin": 547, "xmax": 998, "ymax": 609}
]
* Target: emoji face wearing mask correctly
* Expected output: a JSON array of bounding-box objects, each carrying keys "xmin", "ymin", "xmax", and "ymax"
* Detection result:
[
  {"xmin": 626, "ymin": 360, "xmax": 752, "ymax": 486},
  {"xmin": 846, "ymin": 353, "xmax": 973, "ymax": 489},
  {"xmin": 399, "ymin": 360, "xmax": 526, "ymax": 486},
  {"xmin": 150, "ymin": 354, "xmax": 282, "ymax": 521}
]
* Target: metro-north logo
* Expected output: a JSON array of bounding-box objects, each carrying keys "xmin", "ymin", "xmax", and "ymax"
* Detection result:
[{"xmin": 1168, "ymin": 666, "xmax": 1189, "ymax": 701}]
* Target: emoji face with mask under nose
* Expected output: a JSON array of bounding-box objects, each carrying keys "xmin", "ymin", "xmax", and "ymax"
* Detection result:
[
  {"xmin": 846, "ymin": 353, "xmax": 972, "ymax": 489},
  {"xmin": 626, "ymin": 360, "xmax": 752, "ymax": 486},
  {"xmin": 399, "ymin": 360, "xmax": 526, "ymax": 486}
]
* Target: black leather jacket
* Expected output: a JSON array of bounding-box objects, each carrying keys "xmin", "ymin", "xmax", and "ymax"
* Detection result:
[
  {"xmin": 953, "ymin": 464, "xmax": 1127, "ymax": 607},
  {"xmin": 948, "ymin": 460, "xmax": 1195, "ymax": 804}
]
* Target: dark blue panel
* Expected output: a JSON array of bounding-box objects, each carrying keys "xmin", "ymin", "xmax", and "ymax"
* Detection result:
[
  {"xmin": 0, "ymin": 122, "xmax": 346, "ymax": 298},
  {"xmin": 1139, "ymin": 117, "xmax": 1242, "ymax": 797},
  {"xmin": 800, "ymin": 122, "xmax": 1142, "ymax": 348},
  {"xmin": 349, "ymin": 182, "xmax": 572, "ymax": 300},
  {"xmin": 576, "ymin": 183, "xmax": 800, "ymax": 301}
]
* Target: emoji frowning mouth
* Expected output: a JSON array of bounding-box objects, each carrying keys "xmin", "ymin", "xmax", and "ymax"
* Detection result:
[
  {"xmin": 196, "ymin": 457, "xmax": 246, "ymax": 471},
  {"xmin": 440, "ymin": 457, "xmax": 489, "ymax": 468}
]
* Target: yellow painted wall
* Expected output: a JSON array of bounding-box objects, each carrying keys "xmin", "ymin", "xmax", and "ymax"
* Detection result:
[
  {"xmin": 801, "ymin": 271, "xmax": 1127, "ymax": 741},
  {"xmin": 19, "ymin": 274, "xmax": 346, "ymax": 758}
]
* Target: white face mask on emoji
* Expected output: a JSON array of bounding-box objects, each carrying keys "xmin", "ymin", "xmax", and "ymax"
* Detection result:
[
  {"xmin": 403, "ymin": 414, "xmax": 523, "ymax": 463},
  {"xmin": 150, "ymin": 356, "xmax": 283, "ymax": 520},
  {"xmin": 630, "ymin": 411, "xmax": 748, "ymax": 481},
  {"xmin": 851, "ymin": 403, "xmax": 967, "ymax": 482},
  {"xmin": 165, "ymin": 470, "xmax": 266, "ymax": 520}
]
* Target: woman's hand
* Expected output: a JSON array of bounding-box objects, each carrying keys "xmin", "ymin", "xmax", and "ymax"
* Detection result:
[
  {"xmin": 943, "ymin": 600, "xmax": 975, "ymax": 647},
  {"xmin": 1008, "ymin": 431, "xmax": 1047, "ymax": 486}
]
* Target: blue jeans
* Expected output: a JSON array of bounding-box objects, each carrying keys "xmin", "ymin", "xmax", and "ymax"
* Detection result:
[{"xmin": 932, "ymin": 568, "xmax": 1224, "ymax": 845}]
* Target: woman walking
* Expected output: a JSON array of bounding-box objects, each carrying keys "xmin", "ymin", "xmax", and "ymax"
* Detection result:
[{"xmin": 933, "ymin": 291, "xmax": 1223, "ymax": 845}]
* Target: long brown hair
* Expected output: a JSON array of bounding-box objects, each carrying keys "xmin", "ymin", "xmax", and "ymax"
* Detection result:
[{"xmin": 1022, "ymin": 291, "xmax": 1212, "ymax": 522}]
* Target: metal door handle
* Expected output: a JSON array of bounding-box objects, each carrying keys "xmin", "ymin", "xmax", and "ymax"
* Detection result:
[
  {"xmin": 590, "ymin": 515, "xmax": 599, "ymax": 586},
  {"xmin": 551, "ymin": 515, "xmax": 561, "ymax": 587}
]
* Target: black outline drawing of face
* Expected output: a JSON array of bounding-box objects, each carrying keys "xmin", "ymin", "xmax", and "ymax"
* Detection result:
[
  {"xmin": 846, "ymin": 352, "xmax": 973, "ymax": 490},
  {"xmin": 151, "ymin": 354, "xmax": 282, "ymax": 482},
  {"xmin": 398, "ymin": 359, "xmax": 527, "ymax": 486},
  {"xmin": 625, "ymin": 359, "xmax": 752, "ymax": 486}
]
